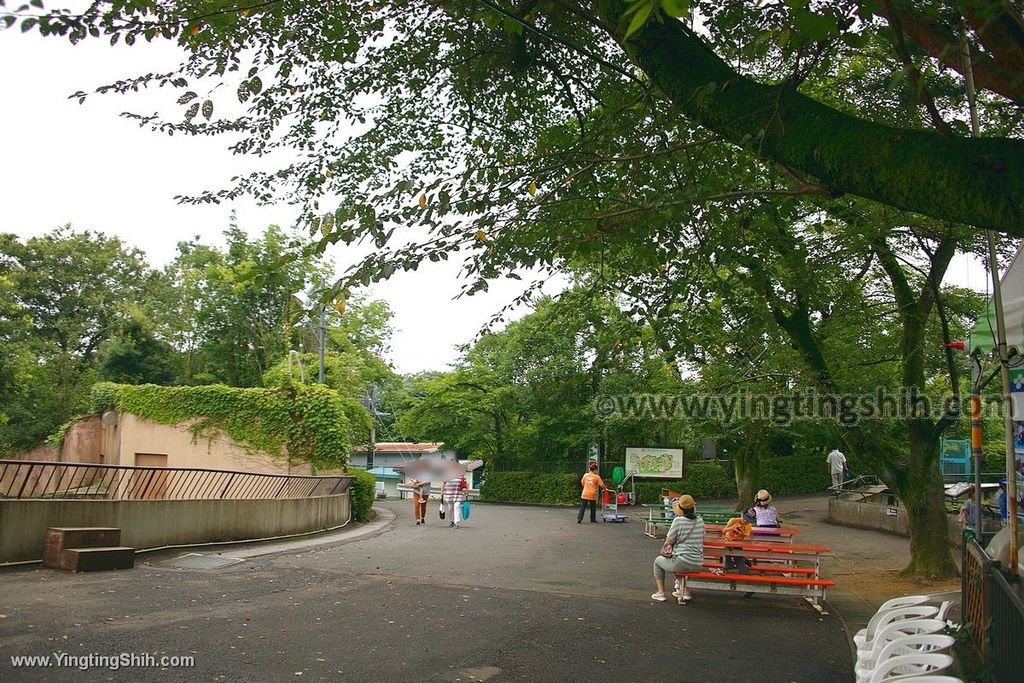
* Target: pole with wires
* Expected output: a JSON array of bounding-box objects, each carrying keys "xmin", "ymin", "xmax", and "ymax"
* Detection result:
[{"xmin": 961, "ymin": 24, "xmax": 1018, "ymax": 573}]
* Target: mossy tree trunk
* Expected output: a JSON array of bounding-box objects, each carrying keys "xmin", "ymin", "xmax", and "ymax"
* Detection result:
[
  {"xmin": 731, "ymin": 432, "xmax": 763, "ymax": 511},
  {"xmin": 900, "ymin": 426, "xmax": 959, "ymax": 578}
]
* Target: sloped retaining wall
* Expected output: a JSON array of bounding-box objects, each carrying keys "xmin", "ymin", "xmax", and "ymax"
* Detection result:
[
  {"xmin": 0, "ymin": 493, "xmax": 350, "ymax": 563},
  {"xmin": 828, "ymin": 497, "xmax": 962, "ymax": 546}
]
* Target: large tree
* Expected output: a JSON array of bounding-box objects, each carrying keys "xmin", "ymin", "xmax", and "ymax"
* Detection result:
[{"xmin": 0, "ymin": 227, "xmax": 148, "ymax": 445}]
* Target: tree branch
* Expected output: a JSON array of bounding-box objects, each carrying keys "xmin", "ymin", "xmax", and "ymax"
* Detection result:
[{"xmin": 596, "ymin": 1, "xmax": 1024, "ymax": 234}]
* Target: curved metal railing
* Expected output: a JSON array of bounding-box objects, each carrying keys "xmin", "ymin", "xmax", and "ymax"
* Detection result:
[{"xmin": 0, "ymin": 460, "xmax": 353, "ymax": 501}]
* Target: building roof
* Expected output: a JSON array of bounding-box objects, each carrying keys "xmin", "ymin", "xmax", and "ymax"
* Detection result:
[
  {"xmin": 367, "ymin": 467, "xmax": 403, "ymax": 480},
  {"xmin": 353, "ymin": 442, "xmax": 446, "ymax": 454}
]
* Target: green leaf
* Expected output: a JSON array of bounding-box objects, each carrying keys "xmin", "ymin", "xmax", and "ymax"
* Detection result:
[
  {"xmin": 177, "ymin": 91, "xmax": 197, "ymax": 105},
  {"xmin": 792, "ymin": 10, "xmax": 835, "ymax": 42},
  {"xmin": 625, "ymin": 2, "xmax": 654, "ymax": 38},
  {"xmin": 201, "ymin": 99, "xmax": 213, "ymax": 120},
  {"xmin": 661, "ymin": 0, "xmax": 690, "ymax": 18}
]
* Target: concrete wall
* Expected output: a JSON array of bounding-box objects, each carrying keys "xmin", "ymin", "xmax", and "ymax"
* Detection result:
[
  {"xmin": 108, "ymin": 413, "xmax": 316, "ymax": 474},
  {"xmin": 0, "ymin": 492, "xmax": 351, "ymax": 563},
  {"xmin": 828, "ymin": 497, "xmax": 964, "ymax": 547},
  {"xmin": 4, "ymin": 413, "xmax": 349, "ymax": 478},
  {"xmin": 3, "ymin": 416, "xmax": 101, "ymax": 463}
]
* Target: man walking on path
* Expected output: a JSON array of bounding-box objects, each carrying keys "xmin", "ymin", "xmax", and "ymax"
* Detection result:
[
  {"xmin": 578, "ymin": 463, "xmax": 605, "ymax": 523},
  {"xmin": 826, "ymin": 447, "xmax": 847, "ymax": 490}
]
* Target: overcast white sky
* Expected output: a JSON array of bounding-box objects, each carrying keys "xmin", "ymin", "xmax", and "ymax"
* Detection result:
[
  {"xmin": 0, "ymin": 30, "xmax": 560, "ymax": 374},
  {"xmin": 0, "ymin": 27, "xmax": 997, "ymax": 374}
]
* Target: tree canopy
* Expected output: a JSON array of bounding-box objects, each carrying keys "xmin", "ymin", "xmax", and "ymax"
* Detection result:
[{"xmin": 0, "ymin": 225, "xmax": 394, "ymax": 454}]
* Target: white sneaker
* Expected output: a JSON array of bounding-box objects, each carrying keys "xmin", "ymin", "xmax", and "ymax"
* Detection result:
[
  {"xmin": 680, "ymin": 591, "xmax": 692, "ymax": 602},
  {"xmin": 651, "ymin": 592, "xmax": 667, "ymax": 602}
]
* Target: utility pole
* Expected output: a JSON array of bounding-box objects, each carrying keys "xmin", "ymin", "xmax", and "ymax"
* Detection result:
[
  {"xmin": 318, "ymin": 303, "xmax": 326, "ymax": 385},
  {"xmin": 361, "ymin": 383, "xmax": 392, "ymax": 471},
  {"xmin": 962, "ymin": 25, "xmax": 1017, "ymax": 572}
]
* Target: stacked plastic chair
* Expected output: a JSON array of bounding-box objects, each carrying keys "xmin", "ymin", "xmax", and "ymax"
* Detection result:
[{"xmin": 853, "ymin": 595, "xmax": 962, "ymax": 682}]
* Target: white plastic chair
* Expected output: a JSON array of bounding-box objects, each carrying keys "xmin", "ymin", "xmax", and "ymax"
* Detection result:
[
  {"xmin": 876, "ymin": 595, "xmax": 930, "ymax": 612},
  {"xmin": 857, "ymin": 619, "xmax": 945, "ymax": 663},
  {"xmin": 854, "ymin": 606, "xmax": 941, "ymax": 651},
  {"xmin": 867, "ymin": 653, "xmax": 953, "ymax": 682},
  {"xmin": 854, "ymin": 634, "xmax": 954, "ymax": 683},
  {"xmin": 933, "ymin": 600, "xmax": 954, "ymax": 624}
]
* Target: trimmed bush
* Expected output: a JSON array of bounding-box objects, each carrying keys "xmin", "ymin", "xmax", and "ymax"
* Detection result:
[
  {"xmin": 633, "ymin": 462, "xmax": 736, "ymax": 504},
  {"xmin": 758, "ymin": 453, "xmax": 833, "ymax": 496},
  {"xmin": 480, "ymin": 471, "xmax": 579, "ymax": 505},
  {"xmin": 481, "ymin": 462, "xmax": 736, "ymax": 506},
  {"xmin": 349, "ymin": 468, "xmax": 376, "ymax": 522}
]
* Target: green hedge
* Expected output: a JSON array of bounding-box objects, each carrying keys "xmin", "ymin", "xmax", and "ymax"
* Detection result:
[
  {"xmin": 633, "ymin": 462, "xmax": 736, "ymax": 504},
  {"xmin": 480, "ymin": 462, "xmax": 735, "ymax": 505},
  {"xmin": 758, "ymin": 453, "xmax": 833, "ymax": 496},
  {"xmin": 480, "ymin": 471, "xmax": 580, "ymax": 505},
  {"xmin": 348, "ymin": 469, "xmax": 376, "ymax": 522}
]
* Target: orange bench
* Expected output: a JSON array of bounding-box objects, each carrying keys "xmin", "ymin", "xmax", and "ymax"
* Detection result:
[
  {"xmin": 702, "ymin": 562, "xmax": 818, "ymax": 576},
  {"xmin": 704, "ymin": 539, "xmax": 831, "ymax": 554},
  {"xmin": 675, "ymin": 570, "xmax": 835, "ymax": 612}
]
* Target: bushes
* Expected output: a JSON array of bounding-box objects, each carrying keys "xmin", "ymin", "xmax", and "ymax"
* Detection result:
[
  {"xmin": 481, "ymin": 462, "xmax": 736, "ymax": 505},
  {"xmin": 348, "ymin": 469, "xmax": 376, "ymax": 522},
  {"xmin": 633, "ymin": 462, "xmax": 736, "ymax": 504},
  {"xmin": 758, "ymin": 453, "xmax": 833, "ymax": 496},
  {"xmin": 480, "ymin": 471, "xmax": 579, "ymax": 505},
  {"xmin": 480, "ymin": 455, "xmax": 860, "ymax": 506}
]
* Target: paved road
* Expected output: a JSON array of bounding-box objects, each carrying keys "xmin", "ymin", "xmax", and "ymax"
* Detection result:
[{"xmin": 0, "ymin": 502, "xmax": 852, "ymax": 682}]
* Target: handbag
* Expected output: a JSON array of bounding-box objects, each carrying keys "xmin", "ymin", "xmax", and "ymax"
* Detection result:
[
  {"xmin": 461, "ymin": 500, "xmax": 471, "ymax": 520},
  {"xmin": 662, "ymin": 518, "xmax": 698, "ymax": 558},
  {"xmin": 439, "ymin": 502, "xmax": 446, "ymax": 520}
]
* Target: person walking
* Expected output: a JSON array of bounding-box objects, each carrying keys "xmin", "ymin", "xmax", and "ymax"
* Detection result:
[
  {"xmin": 651, "ymin": 495, "xmax": 705, "ymax": 602},
  {"xmin": 408, "ymin": 473, "xmax": 431, "ymax": 526},
  {"xmin": 577, "ymin": 463, "xmax": 605, "ymax": 524},
  {"xmin": 442, "ymin": 473, "xmax": 468, "ymax": 529},
  {"xmin": 826, "ymin": 446, "xmax": 847, "ymax": 490}
]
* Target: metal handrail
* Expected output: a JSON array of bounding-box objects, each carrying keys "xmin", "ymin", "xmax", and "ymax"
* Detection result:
[{"xmin": 0, "ymin": 460, "xmax": 353, "ymax": 501}]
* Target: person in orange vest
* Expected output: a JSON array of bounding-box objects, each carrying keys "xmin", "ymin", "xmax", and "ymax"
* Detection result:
[{"xmin": 577, "ymin": 463, "xmax": 606, "ymax": 524}]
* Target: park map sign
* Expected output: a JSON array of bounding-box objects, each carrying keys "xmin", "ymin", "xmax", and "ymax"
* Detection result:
[{"xmin": 625, "ymin": 447, "xmax": 684, "ymax": 479}]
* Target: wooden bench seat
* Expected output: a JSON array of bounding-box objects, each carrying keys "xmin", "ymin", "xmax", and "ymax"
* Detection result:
[
  {"xmin": 702, "ymin": 562, "xmax": 818, "ymax": 576},
  {"xmin": 704, "ymin": 539, "xmax": 832, "ymax": 555},
  {"xmin": 675, "ymin": 570, "xmax": 835, "ymax": 612}
]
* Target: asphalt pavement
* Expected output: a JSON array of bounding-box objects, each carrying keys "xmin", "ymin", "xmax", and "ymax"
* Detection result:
[{"xmin": 0, "ymin": 501, "xmax": 853, "ymax": 682}]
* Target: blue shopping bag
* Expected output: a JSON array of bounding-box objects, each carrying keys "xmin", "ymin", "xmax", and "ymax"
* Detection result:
[{"xmin": 461, "ymin": 500, "xmax": 471, "ymax": 520}]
